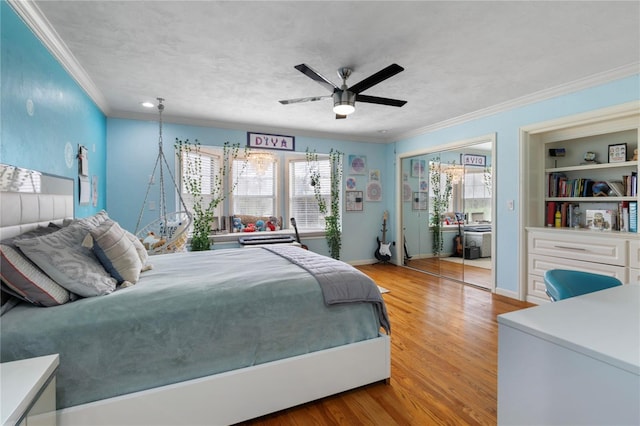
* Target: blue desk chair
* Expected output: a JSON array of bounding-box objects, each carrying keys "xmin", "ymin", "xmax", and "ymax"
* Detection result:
[{"xmin": 543, "ymin": 269, "xmax": 623, "ymax": 302}]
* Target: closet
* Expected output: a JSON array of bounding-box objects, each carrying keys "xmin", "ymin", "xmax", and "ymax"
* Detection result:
[{"xmin": 399, "ymin": 135, "xmax": 495, "ymax": 289}]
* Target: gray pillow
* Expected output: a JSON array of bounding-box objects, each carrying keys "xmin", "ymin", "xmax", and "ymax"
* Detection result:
[{"xmin": 16, "ymin": 222, "xmax": 116, "ymax": 297}]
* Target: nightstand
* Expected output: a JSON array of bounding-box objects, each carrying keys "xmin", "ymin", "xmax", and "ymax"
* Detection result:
[{"xmin": 1, "ymin": 354, "xmax": 59, "ymax": 426}]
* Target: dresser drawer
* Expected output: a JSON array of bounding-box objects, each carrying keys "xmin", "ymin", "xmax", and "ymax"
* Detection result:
[
  {"xmin": 628, "ymin": 268, "xmax": 640, "ymax": 283},
  {"xmin": 529, "ymin": 254, "xmax": 627, "ymax": 282},
  {"xmin": 529, "ymin": 231, "xmax": 626, "ymax": 266},
  {"xmin": 629, "ymin": 240, "xmax": 640, "ymax": 269},
  {"xmin": 527, "ymin": 273, "xmax": 549, "ymax": 302}
]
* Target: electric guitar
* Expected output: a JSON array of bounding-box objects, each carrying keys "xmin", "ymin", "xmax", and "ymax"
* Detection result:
[
  {"xmin": 290, "ymin": 218, "xmax": 308, "ymax": 249},
  {"xmin": 453, "ymin": 213, "xmax": 464, "ymax": 257},
  {"xmin": 375, "ymin": 211, "xmax": 392, "ymax": 262}
]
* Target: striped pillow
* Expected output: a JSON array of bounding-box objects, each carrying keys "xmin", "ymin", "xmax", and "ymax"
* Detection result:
[
  {"xmin": 84, "ymin": 219, "xmax": 142, "ymax": 285},
  {"xmin": 0, "ymin": 244, "xmax": 70, "ymax": 306}
]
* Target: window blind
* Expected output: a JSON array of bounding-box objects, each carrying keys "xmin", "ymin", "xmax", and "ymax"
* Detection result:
[
  {"xmin": 289, "ymin": 158, "xmax": 331, "ymax": 229},
  {"xmin": 231, "ymin": 158, "xmax": 276, "ymax": 216}
]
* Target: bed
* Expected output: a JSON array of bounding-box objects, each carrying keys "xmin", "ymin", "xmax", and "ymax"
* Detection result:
[{"xmin": 0, "ymin": 166, "xmax": 391, "ymax": 426}]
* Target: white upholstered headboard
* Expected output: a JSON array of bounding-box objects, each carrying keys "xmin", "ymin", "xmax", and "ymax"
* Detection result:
[{"xmin": 0, "ymin": 164, "xmax": 74, "ymax": 240}]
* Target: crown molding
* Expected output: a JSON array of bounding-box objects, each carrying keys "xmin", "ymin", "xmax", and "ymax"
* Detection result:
[
  {"xmin": 395, "ymin": 62, "xmax": 640, "ymax": 142},
  {"xmin": 8, "ymin": 0, "xmax": 110, "ymax": 115}
]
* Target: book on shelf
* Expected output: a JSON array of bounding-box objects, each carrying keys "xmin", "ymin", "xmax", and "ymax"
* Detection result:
[
  {"xmin": 630, "ymin": 201, "xmax": 638, "ymax": 233},
  {"xmin": 546, "ymin": 201, "xmax": 556, "ymax": 227},
  {"xmin": 619, "ymin": 201, "xmax": 629, "ymax": 232},
  {"xmin": 606, "ymin": 180, "xmax": 625, "ymax": 197}
]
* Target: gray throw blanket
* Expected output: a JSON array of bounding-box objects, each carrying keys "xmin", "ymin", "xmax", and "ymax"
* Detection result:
[{"xmin": 263, "ymin": 245, "xmax": 390, "ymax": 334}]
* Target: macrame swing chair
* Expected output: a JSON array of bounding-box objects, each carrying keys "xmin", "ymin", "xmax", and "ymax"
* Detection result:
[{"xmin": 135, "ymin": 98, "xmax": 192, "ymax": 255}]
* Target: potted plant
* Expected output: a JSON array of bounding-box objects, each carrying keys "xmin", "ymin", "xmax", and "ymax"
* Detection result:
[
  {"xmin": 175, "ymin": 139, "xmax": 247, "ymax": 251},
  {"xmin": 307, "ymin": 148, "xmax": 343, "ymax": 259}
]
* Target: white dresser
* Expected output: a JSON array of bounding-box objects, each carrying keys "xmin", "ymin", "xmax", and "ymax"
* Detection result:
[
  {"xmin": 526, "ymin": 227, "xmax": 636, "ymax": 303},
  {"xmin": 1, "ymin": 355, "xmax": 59, "ymax": 426},
  {"xmin": 498, "ymin": 284, "xmax": 640, "ymax": 425}
]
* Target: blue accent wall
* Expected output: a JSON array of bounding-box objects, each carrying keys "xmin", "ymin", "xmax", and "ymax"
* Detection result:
[
  {"xmin": 0, "ymin": 1, "xmax": 107, "ymax": 217},
  {"xmin": 106, "ymin": 118, "xmax": 391, "ymax": 260}
]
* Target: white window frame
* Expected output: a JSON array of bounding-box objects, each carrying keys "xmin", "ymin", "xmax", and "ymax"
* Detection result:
[
  {"xmin": 177, "ymin": 145, "xmax": 223, "ymax": 225},
  {"xmin": 229, "ymin": 155, "xmax": 278, "ymax": 217},
  {"xmin": 286, "ymin": 153, "xmax": 332, "ymax": 231}
]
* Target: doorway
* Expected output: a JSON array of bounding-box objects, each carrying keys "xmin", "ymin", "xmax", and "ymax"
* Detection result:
[{"xmin": 398, "ymin": 134, "xmax": 495, "ymax": 290}]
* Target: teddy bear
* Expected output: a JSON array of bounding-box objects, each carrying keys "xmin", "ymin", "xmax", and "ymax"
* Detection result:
[{"xmin": 233, "ymin": 217, "xmax": 243, "ymax": 233}]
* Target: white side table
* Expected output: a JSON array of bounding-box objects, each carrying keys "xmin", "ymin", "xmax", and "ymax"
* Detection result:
[{"xmin": 1, "ymin": 354, "xmax": 59, "ymax": 426}]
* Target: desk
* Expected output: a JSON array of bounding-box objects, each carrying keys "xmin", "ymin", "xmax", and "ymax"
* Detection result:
[
  {"xmin": 497, "ymin": 284, "xmax": 639, "ymax": 425},
  {"xmin": 1, "ymin": 354, "xmax": 59, "ymax": 426}
]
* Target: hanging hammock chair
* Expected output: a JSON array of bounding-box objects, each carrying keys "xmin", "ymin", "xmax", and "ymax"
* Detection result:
[{"xmin": 135, "ymin": 98, "xmax": 192, "ymax": 255}]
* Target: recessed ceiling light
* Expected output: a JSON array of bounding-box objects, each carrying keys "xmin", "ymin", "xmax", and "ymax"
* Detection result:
[
  {"xmin": 378, "ymin": 129, "xmax": 388, "ymax": 134},
  {"xmin": 141, "ymin": 101, "xmax": 154, "ymax": 108}
]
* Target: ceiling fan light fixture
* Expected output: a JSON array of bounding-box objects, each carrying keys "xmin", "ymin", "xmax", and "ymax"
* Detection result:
[{"xmin": 333, "ymin": 91, "xmax": 355, "ymax": 115}]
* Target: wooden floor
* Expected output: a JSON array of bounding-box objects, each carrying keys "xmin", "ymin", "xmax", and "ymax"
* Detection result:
[{"xmin": 242, "ymin": 264, "xmax": 534, "ymax": 425}]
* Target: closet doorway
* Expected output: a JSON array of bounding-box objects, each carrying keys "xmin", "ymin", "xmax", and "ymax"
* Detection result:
[{"xmin": 399, "ymin": 134, "xmax": 495, "ymax": 290}]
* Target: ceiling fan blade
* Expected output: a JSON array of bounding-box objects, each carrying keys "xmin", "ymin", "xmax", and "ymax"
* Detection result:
[
  {"xmin": 294, "ymin": 64, "xmax": 339, "ymax": 93},
  {"xmin": 279, "ymin": 95, "xmax": 331, "ymax": 105},
  {"xmin": 356, "ymin": 94, "xmax": 407, "ymax": 107},
  {"xmin": 335, "ymin": 114, "xmax": 347, "ymax": 119},
  {"xmin": 348, "ymin": 63, "xmax": 404, "ymax": 94}
]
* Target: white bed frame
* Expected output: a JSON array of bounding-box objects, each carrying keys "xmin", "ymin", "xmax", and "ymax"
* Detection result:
[{"xmin": 1, "ymin": 187, "xmax": 391, "ymax": 425}]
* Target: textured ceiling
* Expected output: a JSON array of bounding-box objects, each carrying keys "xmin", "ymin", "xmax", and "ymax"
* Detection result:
[{"xmin": 26, "ymin": 1, "xmax": 640, "ymax": 142}]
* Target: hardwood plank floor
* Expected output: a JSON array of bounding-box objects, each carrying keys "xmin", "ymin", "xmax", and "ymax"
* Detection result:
[{"xmin": 241, "ymin": 264, "xmax": 534, "ymax": 425}]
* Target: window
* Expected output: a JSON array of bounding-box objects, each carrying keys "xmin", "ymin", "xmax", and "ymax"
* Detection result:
[
  {"xmin": 178, "ymin": 147, "xmax": 338, "ymax": 234},
  {"xmin": 230, "ymin": 157, "xmax": 277, "ymax": 216},
  {"xmin": 179, "ymin": 146, "xmax": 222, "ymax": 219},
  {"xmin": 288, "ymin": 155, "xmax": 331, "ymax": 229},
  {"xmin": 462, "ymin": 167, "xmax": 492, "ymax": 221}
]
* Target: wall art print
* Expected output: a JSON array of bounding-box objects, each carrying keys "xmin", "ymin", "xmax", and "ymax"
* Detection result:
[
  {"xmin": 348, "ymin": 155, "xmax": 367, "ymax": 175},
  {"xmin": 411, "ymin": 159, "xmax": 426, "ymax": 178}
]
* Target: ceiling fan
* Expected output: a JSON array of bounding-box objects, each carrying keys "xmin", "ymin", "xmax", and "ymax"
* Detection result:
[{"xmin": 279, "ymin": 63, "xmax": 407, "ymax": 119}]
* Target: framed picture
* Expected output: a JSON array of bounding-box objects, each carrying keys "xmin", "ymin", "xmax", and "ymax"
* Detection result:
[
  {"xmin": 345, "ymin": 177, "xmax": 357, "ymax": 190},
  {"xmin": 345, "ymin": 191, "xmax": 363, "ymax": 212},
  {"xmin": 365, "ymin": 181, "xmax": 382, "ymax": 202},
  {"xmin": 348, "ymin": 155, "xmax": 367, "ymax": 175},
  {"xmin": 412, "ymin": 192, "xmax": 428, "ymax": 210},
  {"xmin": 608, "ymin": 143, "xmax": 627, "ymax": 163},
  {"xmin": 411, "ymin": 159, "xmax": 426, "ymax": 178}
]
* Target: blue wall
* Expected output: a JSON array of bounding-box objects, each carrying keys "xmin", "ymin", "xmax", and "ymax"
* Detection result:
[
  {"xmin": 1, "ymin": 2, "xmax": 107, "ymax": 217},
  {"xmin": 106, "ymin": 118, "xmax": 392, "ymax": 261},
  {"xmin": 394, "ymin": 75, "xmax": 640, "ymax": 293}
]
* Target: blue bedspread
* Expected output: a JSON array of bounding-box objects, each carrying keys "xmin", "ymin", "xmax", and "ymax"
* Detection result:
[{"xmin": 0, "ymin": 248, "xmax": 385, "ymax": 409}]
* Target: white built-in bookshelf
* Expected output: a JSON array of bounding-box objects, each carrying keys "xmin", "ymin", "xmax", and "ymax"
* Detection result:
[{"xmin": 521, "ymin": 102, "xmax": 640, "ymax": 303}]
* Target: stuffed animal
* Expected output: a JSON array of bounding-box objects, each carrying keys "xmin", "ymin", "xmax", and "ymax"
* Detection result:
[
  {"xmin": 243, "ymin": 223, "xmax": 256, "ymax": 232},
  {"xmin": 266, "ymin": 220, "xmax": 276, "ymax": 231},
  {"xmin": 269, "ymin": 216, "xmax": 279, "ymax": 230},
  {"xmin": 233, "ymin": 217, "xmax": 243, "ymax": 232},
  {"xmin": 141, "ymin": 232, "xmax": 166, "ymax": 250},
  {"xmin": 256, "ymin": 219, "xmax": 265, "ymax": 231}
]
